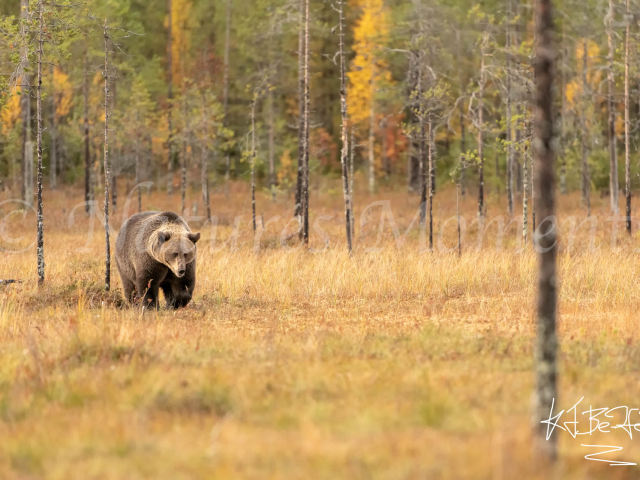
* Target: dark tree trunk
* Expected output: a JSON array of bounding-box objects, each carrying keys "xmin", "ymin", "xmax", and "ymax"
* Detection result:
[
  {"xmin": 607, "ymin": 0, "xmax": 619, "ymax": 214},
  {"xmin": 506, "ymin": 0, "xmax": 514, "ymax": 216},
  {"xmin": 295, "ymin": 0, "xmax": 305, "ymax": 218},
  {"xmin": 50, "ymin": 64, "xmax": 57, "ymax": 190},
  {"xmin": 103, "ymin": 20, "xmax": 111, "ymax": 291},
  {"xmin": 533, "ymin": 0, "xmax": 558, "ymax": 461},
  {"xmin": 167, "ymin": 0, "xmax": 174, "ymax": 195},
  {"xmin": 223, "ymin": 0, "xmax": 231, "ymax": 195},
  {"xmin": 84, "ymin": 32, "xmax": 91, "ymax": 215},
  {"xmin": 301, "ymin": 0, "xmax": 310, "ymax": 244},
  {"xmin": 625, "ymin": 0, "xmax": 632, "ymax": 234},
  {"xmin": 581, "ymin": 38, "xmax": 591, "ymax": 216}
]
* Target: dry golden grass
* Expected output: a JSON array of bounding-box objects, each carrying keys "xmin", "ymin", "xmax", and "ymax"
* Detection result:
[{"xmin": 1, "ymin": 179, "xmax": 640, "ymax": 479}]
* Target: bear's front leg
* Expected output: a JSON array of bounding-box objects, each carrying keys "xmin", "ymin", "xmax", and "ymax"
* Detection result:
[
  {"xmin": 163, "ymin": 264, "xmax": 195, "ymax": 309},
  {"xmin": 136, "ymin": 276, "xmax": 160, "ymax": 310}
]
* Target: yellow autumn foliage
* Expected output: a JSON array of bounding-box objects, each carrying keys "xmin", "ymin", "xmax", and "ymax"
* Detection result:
[
  {"xmin": 347, "ymin": 0, "xmax": 392, "ymax": 127},
  {"xmin": 0, "ymin": 91, "xmax": 20, "ymax": 136},
  {"xmin": 172, "ymin": 0, "xmax": 192, "ymax": 86},
  {"xmin": 52, "ymin": 67, "xmax": 73, "ymax": 120},
  {"xmin": 565, "ymin": 39, "xmax": 601, "ymax": 108}
]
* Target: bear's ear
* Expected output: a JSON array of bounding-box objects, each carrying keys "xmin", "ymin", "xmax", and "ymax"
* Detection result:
[
  {"xmin": 157, "ymin": 231, "xmax": 171, "ymax": 245},
  {"xmin": 188, "ymin": 232, "xmax": 201, "ymax": 244}
]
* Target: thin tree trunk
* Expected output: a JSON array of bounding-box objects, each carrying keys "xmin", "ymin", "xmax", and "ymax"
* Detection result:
[
  {"xmin": 50, "ymin": 64, "xmax": 57, "ymax": 190},
  {"xmin": 533, "ymin": 0, "xmax": 558, "ymax": 461},
  {"xmin": 506, "ymin": 0, "xmax": 514, "ymax": 216},
  {"xmin": 523, "ymin": 148, "xmax": 529, "ymax": 243},
  {"xmin": 625, "ymin": 0, "xmax": 631, "ymax": 234},
  {"xmin": 112, "ymin": 172, "xmax": 117, "ymax": 210},
  {"xmin": 167, "ymin": 0, "xmax": 174, "ymax": 195},
  {"xmin": 251, "ymin": 100, "xmax": 257, "ymax": 232},
  {"xmin": 350, "ymin": 125, "xmax": 355, "ymax": 240},
  {"xmin": 301, "ymin": 0, "xmax": 310, "ymax": 244},
  {"xmin": 35, "ymin": 1, "xmax": 45, "ymax": 286},
  {"xmin": 136, "ymin": 113, "xmax": 141, "ymax": 213},
  {"xmin": 201, "ymin": 88, "xmax": 211, "ymax": 221},
  {"xmin": 607, "ymin": 0, "xmax": 619, "ymax": 214},
  {"xmin": 268, "ymin": 84, "xmax": 276, "ymax": 200},
  {"xmin": 457, "ymin": 180, "xmax": 461, "ymax": 256},
  {"xmin": 559, "ymin": 24, "xmax": 567, "ymax": 194},
  {"xmin": 20, "ymin": 0, "xmax": 32, "ymax": 207},
  {"xmin": 223, "ymin": 0, "xmax": 231, "ymax": 196},
  {"xmin": 268, "ymin": 25, "xmax": 276, "ymax": 201},
  {"xmin": 181, "ymin": 87, "xmax": 189, "ymax": 216},
  {"xmin": 295, "ymin": 0, "xmax": 305, "ymax": 218},
  {"xmin": 581, "ymin": 38, "xmax": 591, "ymax": 216},
  {"xmin": 458, "ymin": 28, "xmax": 466, "ymax": 197},
  {"xmin": 338, "ymin": 0, "xmax": 353, "ymax": 254},
  {"xmin": 418, "ymin": 57, "xmax": 427, "ymax": 227},
  {"xmin": 368, "ymin": 86, "xmax": 375, "ymax": 194},
  {"xmin": 84, "ymin": 32, "xmax": 91, "ymax": 215},
  {"xmin": 382, "ymin": 117, "xmax": 390, "ymax": 177},
  {"xmin": 103, "ymin": 20, "xmax": 111, "ymax": 291},
  {"xmin": 428, "ymin": 120, "xmax": 434, "ymax": 251},
  {"xmin": 531, "ymin": 149, "xmax": 536, "ymax": 233},
  {"xmin": 477, "ymin": 32, "xmax": 487, "ymax": 219}
]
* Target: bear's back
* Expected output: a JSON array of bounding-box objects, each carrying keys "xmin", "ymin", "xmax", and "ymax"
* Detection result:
[{"xmin": 116, "ymin": 211, "xmax": 191, "ymax": 258}]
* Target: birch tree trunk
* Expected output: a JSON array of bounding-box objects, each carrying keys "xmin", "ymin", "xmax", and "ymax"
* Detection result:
[
  {"xmin": 458, "ymin": 27, "xmax": 466, "ymax": 197},
  {"xmin": 337, "ymin": 0, "xmax": 353, "ymax": 254},
  {"xmin": 20, "ymin": 0, "xmax": 33, "ymax": 208},
  {"xmin": 36, "ymin": 1, "xmax": 45, "ymax": 286},
  {"xmin": 607, "ymin": 0, "xmax": 619, "ymax": 214},
  {"xmin": 223, "ymin": 0, "xmax": 231, "ymax": 196},
  {"xmin": 50, "ymin": 64, "xmax": 57, "ymax": 190},
  {"xmin": 533, "ymin": 0, "xmax": 558, "ymax": 461},
  {"xmin": 625, "ymin": 0, "xmax": 631, "ymax": 234},
  {"xmin": 103, "ymin": 20, "xmax": 111, "ymax": 291}
]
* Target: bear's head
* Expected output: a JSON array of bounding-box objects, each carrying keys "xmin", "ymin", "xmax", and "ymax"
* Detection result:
[{"xmin": 156, "ymin": 231, "xmax": 201, "ymax": 278}]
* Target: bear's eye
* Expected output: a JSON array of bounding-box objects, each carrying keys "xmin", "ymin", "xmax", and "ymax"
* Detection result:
[{"xmin": 173, "ymin": 253, "xmax": 179, "ymax": 258}]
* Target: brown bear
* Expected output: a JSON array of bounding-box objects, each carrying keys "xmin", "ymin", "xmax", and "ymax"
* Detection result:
[{"xmin": 115, "ymin": 211, "xmax": 201, "ymax": 309}]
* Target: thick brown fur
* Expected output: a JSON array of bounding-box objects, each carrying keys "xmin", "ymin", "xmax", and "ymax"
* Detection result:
[{"xmin": 115, "ymin": 211, "xmax": 201, "ymax": 309}]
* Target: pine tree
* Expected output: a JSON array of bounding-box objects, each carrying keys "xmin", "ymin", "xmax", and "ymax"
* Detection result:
[
  {"xmin": 607, "ymin": 0, "xmax": 619, "ymax": 214},
  {"xmin": 624, "ymin": 0, "xmax": 631, "ymax": 234},
  {"xmin": 533, "ymin": 0, "xmax": 558, "ymax": 461}
]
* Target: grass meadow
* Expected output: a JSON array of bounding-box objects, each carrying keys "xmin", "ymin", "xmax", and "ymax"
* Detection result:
[{"xmin": 1, "ymin": 178, "xmax": 640, "ymax": 478}]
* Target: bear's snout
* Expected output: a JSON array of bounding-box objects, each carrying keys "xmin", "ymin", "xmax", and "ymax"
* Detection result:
[{"xmin": 178, "ymin": 268, "xmax": 186, "ymax": 276}]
